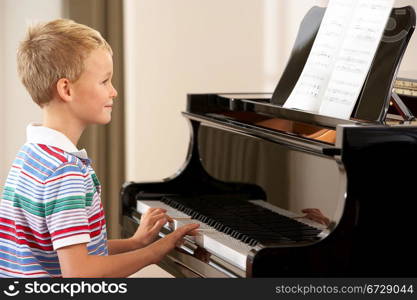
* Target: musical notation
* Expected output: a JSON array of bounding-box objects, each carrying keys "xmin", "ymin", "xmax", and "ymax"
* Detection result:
[{"xmin": 284, "ymin": 0, "xmax": 394, "ymax": 119}]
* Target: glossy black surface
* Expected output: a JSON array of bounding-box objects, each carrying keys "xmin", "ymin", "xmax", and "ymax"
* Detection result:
[{"xmin": 272, "ymin": 6, "xmax": 416, "ymax": 123}]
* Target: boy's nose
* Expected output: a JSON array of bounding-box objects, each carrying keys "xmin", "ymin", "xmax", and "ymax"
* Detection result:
[{"xmin": 111, "ymin": 84, "xmax": 118, "ymax": 99}]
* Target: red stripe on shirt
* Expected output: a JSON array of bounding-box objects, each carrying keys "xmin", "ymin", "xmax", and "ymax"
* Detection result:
[
  {"xmin": 0, "ymin": 232, "xmax": 53, "ymax": 251},
  {"xmin": 51, "ymin": 225, "xmax": 90, "ymax": 237},
  {"xmin": 38, "ymin": 144, "xmax": 67, "ymax": 163}
]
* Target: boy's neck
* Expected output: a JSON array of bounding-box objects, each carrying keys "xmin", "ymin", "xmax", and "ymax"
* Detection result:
[
  {"xmin": 42, "ymin": 104, "xmax": 86, "ymax": 147},
  {"xmin": 42, "ymin": 121, "xmax": 84, "ymax": 148}
]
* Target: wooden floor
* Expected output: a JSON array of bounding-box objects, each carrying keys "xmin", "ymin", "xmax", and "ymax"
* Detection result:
[{"xmin": 128, "ymin": 264, "xmax": 174, "ymax": 278}]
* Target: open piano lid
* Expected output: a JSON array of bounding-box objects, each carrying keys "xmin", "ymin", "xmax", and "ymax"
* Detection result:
[{"xmin": 271, "ymin": 6, "xmax": 416, "ymax": 123}]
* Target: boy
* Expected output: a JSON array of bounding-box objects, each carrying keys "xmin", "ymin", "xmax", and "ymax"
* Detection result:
[{"xmin": 0, "ymin": 19, "xmax": 198, "ymax": 278}]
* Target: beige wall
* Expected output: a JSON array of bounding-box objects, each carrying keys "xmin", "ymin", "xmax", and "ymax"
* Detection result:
[
  {"xmin": 0, "ymin": 0, "xmax": 65, "ymax": 188},
  {"xmin": 0, "ymin": 0, "xmax": 4, "ymax": 183}
]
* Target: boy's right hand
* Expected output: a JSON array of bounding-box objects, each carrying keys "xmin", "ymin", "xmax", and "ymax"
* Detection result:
[
  {"xmin": 132, "ymin": 207, "xmax": 173, "ymax": 248},
  {"xmin": 148, "ymin": 223, "xmax": 200, "ymax": 264}
]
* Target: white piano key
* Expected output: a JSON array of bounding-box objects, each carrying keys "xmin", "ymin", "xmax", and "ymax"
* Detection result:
[{"xmin": 137, "ymin": 200, "xmax": 191, "ymax": 219}]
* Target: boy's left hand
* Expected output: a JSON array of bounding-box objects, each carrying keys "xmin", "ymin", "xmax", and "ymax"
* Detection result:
[{"xmin": 131, "ymin": 208, "xmax": 173, "ymax": 248}]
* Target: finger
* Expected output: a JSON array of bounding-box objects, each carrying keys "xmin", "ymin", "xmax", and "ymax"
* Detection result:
[
  {"xmin": 149, "ymin": 213, "xmax": 169, "ymax": 223},
  {"xmin": 175, "ymin": 223, "xmax": 200, "ymax": 237},
  {"xmin": 187, "ymin": 229, "xmax": 200, "ymax": 236},
  {"xmin": 141, "ymin": 209, "xmax": 155, "ymax": 220},
  {"xmin": 150, "ymin": 217, "xmax": 168, "ymax": 232},
  {"xmin": 307, "ymin": 215, "xmax": 329, "ymax": 225},
  {"xmin": 319, "ymin": 217, "xmax": 330, "ymax": 226},
  {"xmin": 146, "ymin": 208, "xmax": 167, "ymax": 216},
  {"xmin": 144, "ymin": 207, "xmax": 165, "ymax": 215}
]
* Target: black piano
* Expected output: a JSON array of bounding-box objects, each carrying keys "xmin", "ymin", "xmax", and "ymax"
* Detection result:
[{"xmin": 121, "ymin": 6, "xmax": 417, "ymax": 277}]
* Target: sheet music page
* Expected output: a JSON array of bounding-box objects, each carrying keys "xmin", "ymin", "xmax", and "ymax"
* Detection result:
[
  {"xmin": 283, "ymin": 0, "xmax": 358, "ymax": 112},
  {"xmin": 283, "ymin": 0, "xmax": 394, "ymax": 119},
  {"xmin": 319, "ymin": 0, "xmax": 394, "ymax": 119}
]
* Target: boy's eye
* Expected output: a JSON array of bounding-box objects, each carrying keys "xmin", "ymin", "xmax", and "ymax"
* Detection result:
[{"xmin": 102, "ymin": 79, "xmax": 109, "ymax": 84}]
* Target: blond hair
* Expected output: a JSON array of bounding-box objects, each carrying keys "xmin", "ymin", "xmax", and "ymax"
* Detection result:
[{"xmin": 17, "ymin": 19, "xmax": 112, "ymax": 107}]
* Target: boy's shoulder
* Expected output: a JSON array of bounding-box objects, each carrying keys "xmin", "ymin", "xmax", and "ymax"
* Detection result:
[{"xmin": 19, "ymin": 143, "xmax": 87, "ymax": 179}]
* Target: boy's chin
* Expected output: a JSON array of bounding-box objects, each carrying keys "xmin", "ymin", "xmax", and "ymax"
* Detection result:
[
  {"xmin": 83, "ymin": 113, "xmax": 112, "ymax": 125},
  {"xmin": 91, "ymin": 117, "xmax": 112, "ymax": 125},
  {"xmin": 100, "ymin": 118, "xmax": 112, "ymax": 125}
]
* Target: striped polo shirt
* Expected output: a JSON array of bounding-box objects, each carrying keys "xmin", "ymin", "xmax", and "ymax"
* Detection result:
[{"xmin": 0, "ymin": 123, "xmax": 108, "ymax": 277}]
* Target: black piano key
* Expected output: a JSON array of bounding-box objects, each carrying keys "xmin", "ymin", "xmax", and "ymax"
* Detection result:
[
  {"xmin": 208, "ymin": 220, "xmax": 217, "ymax": 226},
  {"xmin": 161, "ymin": 196, "xmax": 323, "ymax": 244},
  {"xmin": 242, "ymin": 237, "xmax": 251, "ymax": 244},
  {"xmin": 249, "ymin": 240, "xmax": 258, "ymax": 247}
]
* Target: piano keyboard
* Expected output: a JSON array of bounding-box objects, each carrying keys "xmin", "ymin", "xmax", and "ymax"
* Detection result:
[
  {"xmin": 137, "ymin": 197, "xmax": 324, "ymax": 271},
  {"xmin": 137, "ymin": 200, "xmax": 252, "ymax": 270}
]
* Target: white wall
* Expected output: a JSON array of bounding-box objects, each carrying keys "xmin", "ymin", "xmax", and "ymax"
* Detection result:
[
  {"xmin": 124, "ymin": 0, "xmax": 327, "ymax": 182},
  {"xmin": 0, "ymin": 0, "xmax": 65, "ymax": 189}
]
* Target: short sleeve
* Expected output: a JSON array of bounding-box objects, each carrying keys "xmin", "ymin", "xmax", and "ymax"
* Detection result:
[{"xmin": 43, "ymin": 163, "xmax": 91, "ymax": 250}]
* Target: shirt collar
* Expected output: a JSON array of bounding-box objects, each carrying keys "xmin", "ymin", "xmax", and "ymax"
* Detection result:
[{"xmin": 26, "ymin": 123, "xmax": 89, "ymax": 160}]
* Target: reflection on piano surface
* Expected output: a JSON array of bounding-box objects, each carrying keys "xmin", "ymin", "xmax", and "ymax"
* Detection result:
[{"xmin": 121, "ymin": 6, "xmax": 417, "ymax": 277}]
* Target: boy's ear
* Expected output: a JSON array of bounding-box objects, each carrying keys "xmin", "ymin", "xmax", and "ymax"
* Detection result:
[{"xmin": 56, "ymin": 78, "xmax": 73, "ymax": 102}]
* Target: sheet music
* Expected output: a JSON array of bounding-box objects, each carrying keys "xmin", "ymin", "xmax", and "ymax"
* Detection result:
[{"xmin": 283, "ymin": 0, "xmax": 394, "ymax": 119}]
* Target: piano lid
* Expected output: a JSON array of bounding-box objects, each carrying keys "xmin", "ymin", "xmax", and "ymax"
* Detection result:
[{"xmin": 271, "ymin": 6, "xmax": 416, "ymax": 123}]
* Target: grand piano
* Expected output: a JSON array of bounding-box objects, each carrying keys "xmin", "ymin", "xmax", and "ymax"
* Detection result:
[{"xmin": 121, "ymin": 6, "xmax": 417, "ymax": 277}]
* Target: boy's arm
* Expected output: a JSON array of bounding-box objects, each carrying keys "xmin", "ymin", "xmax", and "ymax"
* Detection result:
[
  {"xmin": 107, "ymin": 239, "xmax": 138, "ymax": 255},
  {"xmin": 57, "ymin": 223, "xmax": 199, "ymax": 278}
]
